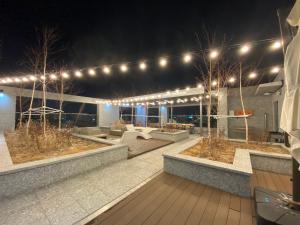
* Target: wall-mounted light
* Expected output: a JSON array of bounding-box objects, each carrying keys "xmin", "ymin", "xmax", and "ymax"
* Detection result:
[{"xmin": 0, "ymin": 90, "xmax": 4, "ymax": 97}]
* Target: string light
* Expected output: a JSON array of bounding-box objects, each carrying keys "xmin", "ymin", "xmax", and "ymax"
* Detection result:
[
  {"xmin": 88, "ymin": 69, "xmax": 96, "ymax": 76},
  {"xmin": 209, "ymin": 50, "xmax": 219, "ymax": 59},
  {"xmin": 103, "ymin": 66, "xmax": 111, "ymax": 74},
  {"xmin": 159, "ymin": 58, "xmax": 167, "ymax": 67},
  {"xmin": 30, "ymin": 75, "xmax": 37, "ymax": 81},
  {"xmin": 270, "ymin": 66, "xmax": 280, "ymax": 74},
  {"xmin": 50, "ymin": 74, "xmax": 57, "ymax": 80},
  {"xmin": 197, "ymin": 83, "xmax": 203, "ymax": 88},
  {"xmin": 15, "ymin": 78, "xmax": 21, "ymax": 83},
  {"xmin": 62, "ymin": 72, "xmax": 69, "ymax": 79},
  {"xmin": 183, "ymin": 53, "xmax": 192, "ymax": 63},
  {"xmin": 139, "ymin": 62, "xmax": 147, "ymax": 70},
  {"xmin": 120, "ymin": 64, "xmax": 128, "ymax": 73},
  {"xmin": 270, "ymin": 40, "xmax": 282, "ymax": 50},
  {"xmin": 248, "ymin": 72, "xmax": 257, "ymax": 79},
  {"xmin": 22, "ymin": 77, "xmax": 29, "ymax": 82},
  {"xmin": 41, "ymin": 75, "xmax": 46, "ymax": 80},
  {"xmin": 239, "ymin": 44, "xmax": 251, "ymax": 55},
  {"xmin": 185, "ymin": 86, "xmax": 190, "ymax": 91},
  {"xmin": 212, "ymin": 80, "xmax": 218, "ymax": 86},
  {"xmin": 75, "ymin": 70, "xmax": 82, "ymax": 78},
  {"xmin": 228, "ymin": 77, "xmax": 236, "ymax": 83}
]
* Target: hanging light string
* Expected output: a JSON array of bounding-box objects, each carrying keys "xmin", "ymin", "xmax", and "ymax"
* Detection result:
[{"xmin": 0, "ymin": 37, "xmax": 283, "ymax": 85}]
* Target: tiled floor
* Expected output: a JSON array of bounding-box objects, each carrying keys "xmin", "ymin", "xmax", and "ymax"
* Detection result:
[{"xmin": 0, "ymin": 136, "xmax": 198, "ymax": 225}]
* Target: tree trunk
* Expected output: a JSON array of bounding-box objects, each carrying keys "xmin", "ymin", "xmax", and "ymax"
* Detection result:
[
  {"xmin": 239, "ymin": 62, "xmax": 249, "ymax": 142},
  {"xmin": 58, "ymin": 77, "xmax": 64, "ymax": 130},
  {"xmin": 208, "ymin": 60, "xmax": 212, "ymax": 140},
  {"xmin": 26, "ymin": 81, "xmax": 36, "ymax": 135}
]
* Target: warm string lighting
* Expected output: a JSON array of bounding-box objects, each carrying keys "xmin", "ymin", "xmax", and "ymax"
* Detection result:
[{"xmin": 0, "ymin": 39, "xmax": 282, "ymax": 85}]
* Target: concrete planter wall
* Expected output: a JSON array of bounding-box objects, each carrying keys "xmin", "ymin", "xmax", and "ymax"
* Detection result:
[
  {"xmin": 150, "ymin": 130, "xmax": 189, "ymax": 142},
  {"xmin": 163, "ymin": 138, "xmax": 291, "ymax": 197},
  {"xmin": 249, "ymin": 150, "xmax": 292, "ymax": 175},
  {"xmin": 0, "ymin": 135, "xmax": 128, "ymax": 198}
]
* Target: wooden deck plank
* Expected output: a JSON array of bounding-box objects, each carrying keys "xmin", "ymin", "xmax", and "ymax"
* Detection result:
[
  {"xmin": 184, "ymin": 187, "xmax": 215, "ymax": 225},
  {"xmin": 229, "ymin": 194, "xmax": 241, "ymax": 212},
  {"xmin": 212, "ymin": 192, "xmax": 231, "ymax": 225},
  {"xmin": 100, "ymin": 174, "xmax": 177, "ymax": 225},
  {"xmin": 87, "ymin": 170, "xmax": 292, "ymax": 225},
  {"xmin": 239, "ymin": 197, "xmax": 252, "ymax": 225},
  {"xmin": 142, "ymin": 178, "xmax": 192, "ymax": 225},
  {"xmin": 128, "ymin": 175, "xmax": 186, "ymax": 225},
  {"xmin": 198, "ymin": 189, "xmax": 222, "ymax": 225},
  {"xmin": 156, "ymin": 182, "xmax": 198, "ymax": 225},
  {"xmin": 88, "ymin": 173, "xmax": 167, "ymax": 224},
  {"xmin": 170, "ymin": 183, "xmax": 205, "ymax": 225},
  {"xmin": 226, "ymin": 209, "xmax": 240, "ymax": 225}
]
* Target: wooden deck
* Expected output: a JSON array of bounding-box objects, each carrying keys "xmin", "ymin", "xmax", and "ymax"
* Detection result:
[{"xmin": 86, "ymin": 170, "xmax": 292, "ymax": 225}]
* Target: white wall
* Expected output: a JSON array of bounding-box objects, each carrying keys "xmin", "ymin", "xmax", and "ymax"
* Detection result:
[
  {"xmin": 98, "ymin": 104, "xmax": 120, "ymax": 127},
  {"xmin": 0, "ymin": 92, "xmax": 16, "ymax": 132}
]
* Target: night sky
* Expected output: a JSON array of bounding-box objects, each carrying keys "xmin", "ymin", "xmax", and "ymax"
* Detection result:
[{"xmin": 0, "ymin": 0, "xmax": 294, "ymax": 99}]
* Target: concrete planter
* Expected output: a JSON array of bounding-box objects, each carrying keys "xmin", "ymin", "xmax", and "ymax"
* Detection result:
[
  {"xmin": 163, "ymin": 138, "xmax": 291, "ymax": 197},
  {"xmin": 0, "ymin": 135, "xmax": 128, "ymax": 198},
  {"xmin": 150, "ymin": 130, "xmax": 189, "ymax": 142}
]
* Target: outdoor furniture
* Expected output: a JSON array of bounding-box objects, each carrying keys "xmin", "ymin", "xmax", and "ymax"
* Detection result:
[
  {"xmin": 125, "ymin": 124, "xmax": 152, "ymax": 139},
  {"xmin": 93, "ymin": 133, "xmax": 108, "ymax": 139}
]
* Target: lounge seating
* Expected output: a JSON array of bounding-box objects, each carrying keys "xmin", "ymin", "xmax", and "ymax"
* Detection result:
[{"xmin": 125, "ymin": 124, "xmax": 152, "ymax": 140}]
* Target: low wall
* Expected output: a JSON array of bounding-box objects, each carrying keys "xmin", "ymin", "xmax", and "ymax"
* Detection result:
[
  {"xmin": 249, "ymin": 150, "xmax": 292, "ymax": 175},
  {"xmin": 150, "ymin": 130, "xmax": 189, "ymax": 142},
  {"xmin": 0, "ymin": 136, "xmax": 128, "ymax": 198}
]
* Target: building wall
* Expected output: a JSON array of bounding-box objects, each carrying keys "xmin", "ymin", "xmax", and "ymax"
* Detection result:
[
  {"xmin": 0, "ymin": 92, "xmax": 16, "ymax": 132},
  {"xmin": 227, "ymin": 86, "xmax": 274, "ymax": 140}
]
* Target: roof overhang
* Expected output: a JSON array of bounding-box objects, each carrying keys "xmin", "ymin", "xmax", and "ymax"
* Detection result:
[{"xmin": 255, "ymin": 81, "xmax": 282, "ymax": 96}]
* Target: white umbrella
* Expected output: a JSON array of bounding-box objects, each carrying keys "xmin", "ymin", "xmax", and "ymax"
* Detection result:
[{"xmin": 280, "ymin": 0, "xmax": 300, "ymax": 165}]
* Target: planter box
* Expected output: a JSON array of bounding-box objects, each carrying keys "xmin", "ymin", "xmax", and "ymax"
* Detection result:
[
  {"xmin": 163, "ymin": 138, "xmax": 253, "ymax": 197},
  {"xmin": 163, "ymin": 138, "xmax": 292, "ymax": 197},
  {"xmin": 150, "ymin": 130, "xmax": 189, "ymax": 142},
  {"xmin": 0, "ymin": 135, "xmax": 128, "ymax": 198}
]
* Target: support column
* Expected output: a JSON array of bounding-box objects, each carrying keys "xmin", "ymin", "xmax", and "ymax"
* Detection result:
[
  {"xmin": 160, "ymin": 105, "xmax": 168, "ymax": 127},
  {"xmin": 217, "ymin": 88, "xmax": 228, "ymax": 137},
  {"xmin": 98, "ymin": 104, "xmax": 120, "ymax": 127},
  {"xmin": 0, "ymin": 91, "xmax": 16, "ymax": 132}
]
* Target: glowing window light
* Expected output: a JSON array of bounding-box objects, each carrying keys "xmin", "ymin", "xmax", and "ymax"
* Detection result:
[
  {"xmin": 271, "ymin": 40, "xmax": 282, "ymax": 50},
  {"xmin": 159, "ymin": 58, "xmax": 167, "ymax": 67},
  {"xmin": 50, "ymin": 74, "xmax": 57, "ymax": 80},
  {"xmin": 88, "ymin": 68, "xmax": 96, "ymax": 76},
  {"xmin": 248, "ymin": 72, "xmax": 257, "ymax": 79},
  {"xmin": 212, "ymin": 80, "xmax": 218, "ymax": 86},
  {"xmin": 103, "ymin": 66, "xmax": 111, "ymax": 74},
  {"xmin": 75, "ymin": 70, "xmax": 82, "ymax": 78},
  {"xmin": 30, "ymin": 75, "xmax": 37, "ymax": 81},
  {"xmin": 183, "ymin": 53, "xmax": 192, "ymax": 63},
  {"xmin": 209, "ymin": 50, "xmax": 219, "ymax": 59},
  {"xmin": 61, "ymin": 72, "xmax": 69, "ymax": 79},
  {"xmin": 228, "ymin": 77, "xmax": 236, "ymax": 83},
  {"xmin": 139, "ymin": 62, "xmax": 147, "ymax": 70},
  {"xmin": 239, "ymin": 44, "xmax": 251, "ymax": 55},
  {"xmin": 22, "ymin": 77, "xmax": 29, "ymax": 82},
  {"xmin": 270, "ymin": 66, "xmax": 280, "ymax": 74}
]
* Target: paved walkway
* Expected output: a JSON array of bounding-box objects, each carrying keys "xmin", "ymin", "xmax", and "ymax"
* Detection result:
[{"xmin": 0, "ymin": 136, "xmax": 198, "ymax": 225}]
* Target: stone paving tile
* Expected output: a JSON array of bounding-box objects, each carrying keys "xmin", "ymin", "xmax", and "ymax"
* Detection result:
[
  {"xmin": 45, "ymin": 201, "xmax": 87, "ymax": 225},
  {"xmin": 39, "ymin": 192, "xmax": 76, "ymax": 215},
  {"xmin": 3, "ymin": 203, "xmax": 47, "ymax": 225},
  {"xmin": 0, "ymin": 192, "xmax": 38, "ymax": 216},
  {"xmin": 76, "ymin": 190, "xmax": 112, "ymax": 214}
]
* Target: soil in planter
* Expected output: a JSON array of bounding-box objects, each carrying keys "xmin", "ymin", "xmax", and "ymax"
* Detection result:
[
  {"xmin": 5, "ymin": 134, "xmax": 108, "ymax": 164},
  {"xmin": 159, "ymin": 128, "xmax": 180, "ymax": 133},
  {"xmin": 181, "ymin": 138, "xmax": 289, "ymax": 164}
]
